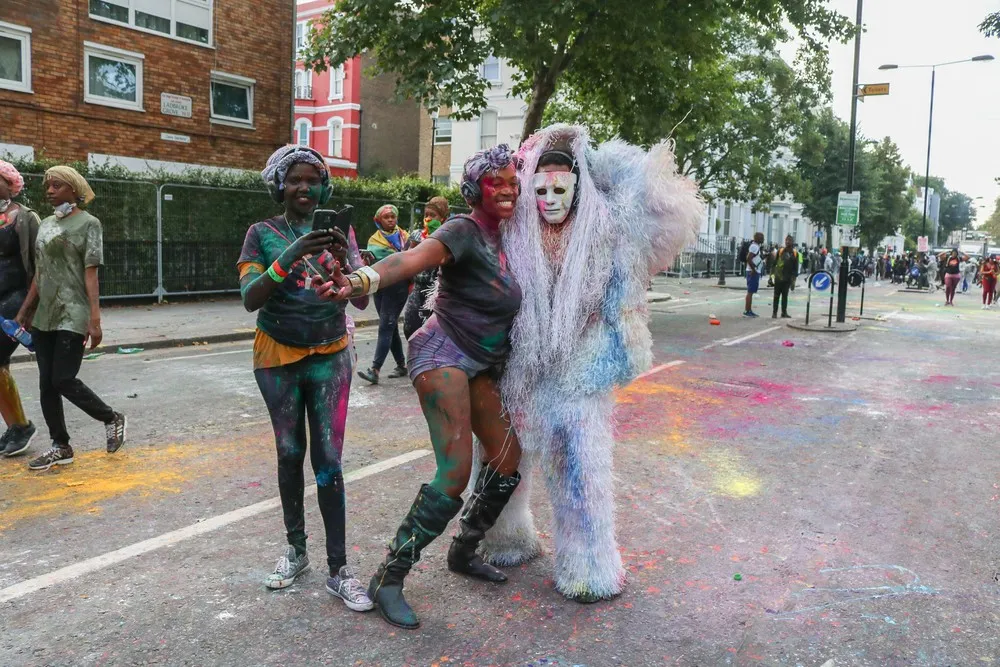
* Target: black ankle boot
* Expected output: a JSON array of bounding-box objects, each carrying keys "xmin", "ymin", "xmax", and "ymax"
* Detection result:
[
  {"xmin": 368, "ymin": 484, "xmax": 462, "ymax": 629},
  {"xmin": 447, "ymin": 465, "xmax": 521, "ymax": 583}
]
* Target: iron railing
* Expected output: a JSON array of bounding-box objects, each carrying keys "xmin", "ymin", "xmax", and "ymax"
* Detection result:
[{"xmin": 17, "ymin": 175, "xmax": 460, "ymax": 301}]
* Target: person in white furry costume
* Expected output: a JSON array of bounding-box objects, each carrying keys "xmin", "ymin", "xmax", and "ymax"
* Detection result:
[{"xmin": 473, "ymin": 124, "xmax": 703, "ymax": 602}]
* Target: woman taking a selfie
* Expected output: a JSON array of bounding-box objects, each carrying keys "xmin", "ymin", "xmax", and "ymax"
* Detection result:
[
  {"xmin": 16, "ymin": 166, "xmax": 126, "ymax": 471},
  {"xmin": 238, "ymin": 145, "xmax": 372, "ymax": 610},
  {"xmin": 316, "ymin": 144, "xmax": 524, "ymax": 630}
]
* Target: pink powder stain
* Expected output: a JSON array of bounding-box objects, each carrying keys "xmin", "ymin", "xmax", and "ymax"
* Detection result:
[{"xmin": 922, "ymin": 375, "xmax": 958, "ymax": 384}]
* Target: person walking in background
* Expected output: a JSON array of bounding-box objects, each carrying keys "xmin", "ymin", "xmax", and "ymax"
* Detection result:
[
  {"xmin": 981, "ymin": 254, "xmax": 998, "ymax": 309},
  {"xmin": 0, "ymin": 161, "xmax": 39, "ymax": 458},
  {"xmin": 358, "ymin": 204, "xmax": 410, "ymax": 384},
  {"xmin": 402, "ymin": 196, "xmax": 449, "ymax": 340},
  {"xmin": 961, "ymin": 257, "xmax": 976, "ymax": 293},
  {"xmin": 238, "ymin": 145, "xmax": 373, "ymax": 608},
  {"xmin": 939, "ymin": 249, "xmax": 967, "ymax": 306},
  {"xmin": 771, "ymin": 235, "xmax": 798, "ymax": 319},
  {"xmin": 15, "ymin": 167, "xmax": 126, "ymax": 471},
  {"xmin": 744, "ymin": 232, "xmax": 764, "ymax": 317}
]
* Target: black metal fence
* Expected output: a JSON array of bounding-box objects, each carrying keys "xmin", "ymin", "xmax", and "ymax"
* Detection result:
[
  {"xmin": 669, "ymin": 234, "xmax": 749, "ymax": 278},
  {"xmin": 18, "ymin": 174, "xmax": 451, "ymax": 300}
]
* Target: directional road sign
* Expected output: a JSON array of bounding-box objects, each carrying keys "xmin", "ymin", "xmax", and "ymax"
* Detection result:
[
  {"xmin": 837, "ymin": 191, "xmax": 861, "ymax": 227},
  {"xmin": 858, "ymin": 83, "xmax": 890, "ymax": 97},
  {"xmin": 812, "ymin": 272, "xmax": 832, "ymax": 291}
]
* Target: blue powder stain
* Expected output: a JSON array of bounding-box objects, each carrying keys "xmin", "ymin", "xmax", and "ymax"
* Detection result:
[{"xmin": 315, "ymin": 467, "xmax": 340, "ymax": 487}]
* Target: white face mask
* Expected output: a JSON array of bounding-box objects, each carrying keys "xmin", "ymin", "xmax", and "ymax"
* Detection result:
[
  {"xmin": 54, "ymin": 202, "xmax": 77, "ymax": 218},
  {"xmin": 532, "ymin": 171, "xmax": 577, "ymax": 225}
]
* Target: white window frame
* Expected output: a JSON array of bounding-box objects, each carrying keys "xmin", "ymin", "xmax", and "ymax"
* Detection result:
[
  {"xmin": 433, "ymin": 117, "xmax": 452, "ymax": 145},
  {"xmin": 295, "ymin": 119, "xmax": 311, "ymax": 146},
  {"xmin": 329, "ymin": 64, "xmax": 345, "ymax": 101},
  {"xmin": 296, "ymin": 21, "xmax": 308, "ymax": 55},
  {"xmin": 479, "ymin": 109, "xmax": 498, "ymax": 150},
  {"xmin": 480, "ymin": 56, "xmax": 501, "ymax": 85},
  {"xmin": 210, "ymin": 70, "xmax": 255, "ymax": 128},
  {"xmin": 88, "ymin": 0, "xmax": 214, "ymax": 48},
  {"xmin": 0, "ymin": 21, "xmax": 31, "ymax": 94},
  {"xmin": 83, "ymin": 41, "xmax": 144, "ymax": 112},
  {"xmin": 328, "ymin": 118, "xmax": 344, "ymax": 158}
]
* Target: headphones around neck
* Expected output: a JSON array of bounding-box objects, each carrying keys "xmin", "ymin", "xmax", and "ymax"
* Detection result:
[{"xmin": 267, "ymin": 146, "xmax": 333, "ymax": 205}]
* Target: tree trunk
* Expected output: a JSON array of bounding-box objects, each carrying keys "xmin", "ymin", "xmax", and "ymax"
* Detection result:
[{"xmin": 520, "ymin": 75, "xmax": 558, "ymax": 143}]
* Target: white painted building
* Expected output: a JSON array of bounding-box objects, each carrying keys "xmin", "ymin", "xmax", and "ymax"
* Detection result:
[
  {"xmin": 702, "ymin": 196, "xmax": 822, "ymax": 248},
  {"xmin": 448, "ymin": 56, "xmax": 527, "ymax": 184}
]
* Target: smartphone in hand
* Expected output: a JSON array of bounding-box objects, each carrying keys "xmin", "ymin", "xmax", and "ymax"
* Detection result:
[{"xmin": 313, "ymin": 205, "xmax": 353, "ymax": 240}]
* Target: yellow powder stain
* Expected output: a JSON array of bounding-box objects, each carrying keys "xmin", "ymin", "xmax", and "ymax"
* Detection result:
[
  {"xmin": 701, "ymin": 448, "xmax": 762, "ymax": 498},
  {"xmin": 0, "ymin": 441, "xmax": 249, "ymax": 533}
]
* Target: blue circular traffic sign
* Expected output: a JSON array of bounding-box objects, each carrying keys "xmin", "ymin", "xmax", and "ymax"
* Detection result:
[{"xmin": 811, "ymin": 272, "xmax": 832, "ymax": 291}]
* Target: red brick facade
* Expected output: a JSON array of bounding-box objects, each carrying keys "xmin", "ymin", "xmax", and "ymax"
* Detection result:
[{"xmin": 0, "ymin": 0, "xmax": 293, "ymax": 171}]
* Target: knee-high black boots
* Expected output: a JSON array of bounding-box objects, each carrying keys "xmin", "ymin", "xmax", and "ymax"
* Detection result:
[
  {"xmin": 447, "ymin": 464, "xmax": 521, "ymax": 582},
  {"xmin": 368, "ymin": 484, "xmax": 462, "ymax": 629}
]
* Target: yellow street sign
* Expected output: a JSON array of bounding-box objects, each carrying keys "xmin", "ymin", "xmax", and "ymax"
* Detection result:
[{"xmin": 858, "ymin": 83, "xmax": 890, "ymax": 97}]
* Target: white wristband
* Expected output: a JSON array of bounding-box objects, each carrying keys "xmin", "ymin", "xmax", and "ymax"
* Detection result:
[{"xmin": 358, "ymin": 265, "xmax": 381, "ymax": 294}]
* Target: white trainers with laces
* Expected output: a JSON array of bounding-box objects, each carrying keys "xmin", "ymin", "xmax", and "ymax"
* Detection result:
[
  {"xmin": 326, "ymin": 565, "xmax": 375, "ymax": 611},
  {"xmin": 265, "ymin": 546, "xmax": 309, "ymax": 590}
]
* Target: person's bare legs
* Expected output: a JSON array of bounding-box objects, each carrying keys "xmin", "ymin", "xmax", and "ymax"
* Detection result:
[
  {"xmin": 447, "ymin": 372, "xmax": 523, "ymax": 582},
  {"xmin": 368, "ymin": 367, "xmax": 470, "ymax": 629}
]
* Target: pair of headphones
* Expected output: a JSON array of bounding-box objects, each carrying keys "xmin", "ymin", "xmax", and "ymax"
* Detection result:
[
  {"xmin": 267, "ymin": 146, "xmax": 333, "ymax": 205},
  {"xmin": 460, "ymin": 179, "xmax": 482, "ymax": 205}
]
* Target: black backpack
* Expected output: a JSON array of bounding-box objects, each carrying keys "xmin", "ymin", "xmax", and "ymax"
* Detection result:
[{"xmin": 737, "ymin": 241, "xmax": 752, "ymax": 264}]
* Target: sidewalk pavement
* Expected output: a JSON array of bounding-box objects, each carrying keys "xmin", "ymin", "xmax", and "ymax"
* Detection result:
[{"xmin": 11, "ymin": 286, "xmax": 673, "ymax": 364}]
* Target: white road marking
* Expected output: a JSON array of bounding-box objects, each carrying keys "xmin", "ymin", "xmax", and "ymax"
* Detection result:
[
  {"xmin": 661, "ymin": 297, "xmax": 746, "ymax": 311},
  {"xmin": 635, "ymin": 360, "xmax": 686, "ymax": 380},
  {"xmin": 698, "ymin": 324, "xmax": 783, "ymax": 351},
  {"xmin": 880, "ymin": 310, "xmax": 900, "ymax": 321},
  {"xmin": 0, "ymin": 449, "xmax": 432, "ymax": 604},
  {"xmin": 721, "ymin": 325, "xmax": 783, "ymax": 347},
  {"xmin": 146, "ymin": 348, "xmax": 251, "ymax": 363}
]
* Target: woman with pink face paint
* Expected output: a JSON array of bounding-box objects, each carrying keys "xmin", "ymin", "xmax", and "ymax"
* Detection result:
[{"xmin": 316, "ymin": 144, "xmax": 525, "ymax": 630}]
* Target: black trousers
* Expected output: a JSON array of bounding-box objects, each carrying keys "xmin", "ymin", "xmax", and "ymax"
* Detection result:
[
  {"xmin": 33, "ymin": 329, "xmax": 115, "ymax": 446},
  {"xmin": 772, "ymin": 281, "xmax": 791, "ymax": 316},
  {"xmin": 372, "ymin": 285, "xmax": 407, "ymax": 370}
]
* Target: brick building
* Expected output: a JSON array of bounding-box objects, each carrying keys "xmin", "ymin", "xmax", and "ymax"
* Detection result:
[
  {"xmin": 0, "ymin": 0, "xmax": 294, "ymax": 173},
  {"xmin": 294, "ymin": 0, "xmax": 421, "ymax": 179}
]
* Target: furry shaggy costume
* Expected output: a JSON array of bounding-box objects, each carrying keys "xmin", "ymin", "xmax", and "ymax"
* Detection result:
[{"xmin": 474, "ymin": 124, "xmax": 703, "ymax": 600}]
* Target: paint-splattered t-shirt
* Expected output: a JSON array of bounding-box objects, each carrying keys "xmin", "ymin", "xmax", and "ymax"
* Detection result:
[
  {"xmin": 238, "ymin": 217, "xmax": 358, "ymax": 349},
  {"xmin": 33, "ymin": 210, "xmax": 103, "ymax": 335},
  {"xmin": 430, "ymin": 215, "xmax": 522, "ymax": 365}
]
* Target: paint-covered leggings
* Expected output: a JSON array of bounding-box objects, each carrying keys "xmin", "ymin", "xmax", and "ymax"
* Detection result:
[
  {"xmin": 254, "ymin": 349, "xmax": 353, "ymax": 572},
  {"xmin": 944, "ymin": 273, "xmax": 961, "ymax": 303}
]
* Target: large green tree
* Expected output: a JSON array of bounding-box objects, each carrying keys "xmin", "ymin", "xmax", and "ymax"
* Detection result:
[
  {"xmin": 981, "ymin": 196, "xmax": 1000, "ymax": 239},
  {"xmin": 859, "ymin": 138, "xmax": 914, "ymax": 252},
  {"xmin": 301, "ymin": 0, "xmax": 852, "ymax": 142},
  {"xmin": 542, "ymin": 22, "xmax": 832, "ymax": 205},
  {"xmin": 789, "ymin": 109, "xmax": 918, "ymax": 250},
  {"xmin": 981, "ymin": 11, "xmax": 1000, "ymax": 37}
]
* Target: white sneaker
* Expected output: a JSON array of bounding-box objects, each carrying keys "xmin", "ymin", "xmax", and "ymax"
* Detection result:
[
  {"xmin": 326, "ymin": 565, "xmax": 374, "ymax": 611},
  {"xmin": 265, "ymin": 546, "xmax": 309, "ymax": 590}
]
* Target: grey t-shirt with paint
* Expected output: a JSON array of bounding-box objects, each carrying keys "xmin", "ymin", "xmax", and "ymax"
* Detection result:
[
  {"xmin": 430, "ymin": 216, "xmax": 522, "ymax": 365},
  {"xmin": 33, "ymin": 210, "xmax": 104, "ymax": 335}
]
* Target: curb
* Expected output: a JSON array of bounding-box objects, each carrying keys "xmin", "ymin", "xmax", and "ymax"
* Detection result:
[
  {"xmin": 9, "ymin": 317, "xmax": 384, "ymax": 366},
  {"xmin": 786, "ymin": 321, "xmax": 859, "ymax": 333}
]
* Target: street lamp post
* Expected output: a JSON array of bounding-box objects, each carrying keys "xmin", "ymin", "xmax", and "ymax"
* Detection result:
[{"xmin": 879, "ymin": 55, "xmax": 994, "ymax": 241}]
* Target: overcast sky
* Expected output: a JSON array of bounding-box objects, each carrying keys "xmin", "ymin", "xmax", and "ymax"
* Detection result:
[{"xmin": 823, "ymin": 0, "xmax": 998, "ymax": 223}]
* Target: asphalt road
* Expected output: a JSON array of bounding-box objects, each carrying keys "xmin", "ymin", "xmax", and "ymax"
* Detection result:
[{"xmin": 2, "ymin": 277, "xmax": 999, "ymax": 666}]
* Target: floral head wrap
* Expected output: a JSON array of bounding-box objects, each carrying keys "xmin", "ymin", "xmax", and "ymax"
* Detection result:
[{"xmin": 0, "ymin": 160, "xmax": 24, "ymax": 197}]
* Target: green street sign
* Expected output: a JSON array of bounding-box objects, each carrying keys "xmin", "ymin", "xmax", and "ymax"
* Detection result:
[{"xmin": 837, "ymin": 191, "xmax": 860, "ymax": 227}]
